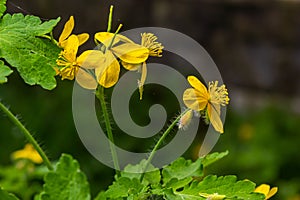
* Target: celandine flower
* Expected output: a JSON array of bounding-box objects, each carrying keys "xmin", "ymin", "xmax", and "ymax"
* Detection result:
[
  {"xmin": 56, "ymin": 35, "xmax": 104, "ymax": 89},
  {"xmin": 254, "ymin": 184, "xmax": 278, "ymax": 200},
  {"xmin": 183, "ymin": 76, "xmax": 229, "ymax": 133},
  {"xmin": 12, "ymin": 144, "xmax": 43, "ymax": 164},
  {"xmin": 122, "ymin": 33, "xmax": 164, "ymax": 99},
  {"xmin": 58, "ymin": 16, "xmax": 89, "ymax": 48},
  {"xmin": 94, "ymin": 31, "xmax": 149, "ymax": 88}
]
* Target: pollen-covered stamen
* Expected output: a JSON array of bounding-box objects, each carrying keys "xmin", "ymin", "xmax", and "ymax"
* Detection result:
[
  {"xmin": 208, "ymin": 81, "xmax": 230, "ymax": 106},
  {"xmin": 141, "ymin": 33, "xmax": 164, "ymax": 57}
]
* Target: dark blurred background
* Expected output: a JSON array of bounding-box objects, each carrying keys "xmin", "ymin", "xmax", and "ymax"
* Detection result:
[{"xmin": 1, "ymin": 0, "xmax": 300, "ymax": 199}]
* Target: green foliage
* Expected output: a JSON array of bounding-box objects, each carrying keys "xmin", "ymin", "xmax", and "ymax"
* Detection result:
[
  {"xmin": 0, "ymin": 161, "xmax": 46, "ymax": 199},
  {"xmin": 37, "ymin": 154, "xmax": 91, "ymax": 200},
  {"xmin": 121, "ymin": 159, "xmax": 161, "ymax": 185},
  {"xmin": 0, "ymin": 13, "xmax": 61, "ymax": 89},
  {"xmin": 94, "ymin": 151, "xmax": 264, "ymax": 200},
  {"xmin": 0, "ymin": 187, "xmax": 19, "ymax": 200},
  {"xmin": 201, "ymin": 150, "xmax": 229, "ymax": 167},
  {"xmin": 162, "ymin": 157, "xmax": 203, "ymax": 184},
  {"xmin": 0, "ymin": 60, "xmax": 13, "ymax": 83},
  {"xmin": 0, "ymin": 0, "xmax": 6, "ymax": 18},
  {"xmin": 175, "ymin": 175, "xmax": 265, "ymax": 200}
]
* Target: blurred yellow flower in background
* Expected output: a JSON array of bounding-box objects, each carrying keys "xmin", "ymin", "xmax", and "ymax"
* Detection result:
[
  {"xmin": 12, "ymin": 144, "xmax": 43, "ymax": 164},
  {"xmin": 255, "ymin": 184, "xmax": 278, "ymax": 199},
  {"xmin": 183, "ymin": 76, "xmax": 229, "ymax": 133}
]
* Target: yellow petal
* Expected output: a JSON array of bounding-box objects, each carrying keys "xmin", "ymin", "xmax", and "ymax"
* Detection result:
[
  {"xmin": 112, "ymin": 43, "xmax": 149, "ymax": 64},
  {"xmin": 122, "ymin": 61, "xmax": 141, "ymax": 71},
  {"xmin": 187, "ymin": 76, "xmax": 209, "ymax": 97},
  {"xmin": 207, "ymin": 103, "xmax": 223, "ymax": 133},
  {"xmin": 59, "ymin": 16, "xmax": 74, "ymax": 45},
  {"xmin": 95, "ymin": 51, "xmax": 120, "ymax": 88},
  {"xmin": 76, "ymin": 68, "xmax": 97, "ymax": 90},
  {"xmin": 94, "ymin": 32, "xmax": 120, "ymax": 47},
  {"xmin": 77, "ymin": 33, "xmax": 89, "ymax": 46},
  {"xmin": 255, "ymin": 184, "xmax": 271, "ymax": 197},
  {"xmin": 64, "ymin": 35, "xmax": 79, "ymax": 62},
  {"xmin": 138, "ymin": 62, "xmax": 147, "ymax": 100},
  {"xmin": 95, "ymin": 32, "xmax": 135, "ymax": 47},
  {"xmin": 266, "ymin": 187, "xmax": 278, "ymax": 199},
  {"xmin": 183, "ymin": 88, "xmax": 208, "ymax": 111},
  {"xmin": 77, "ymin": 50, "xmax": 105, "ymax": 69}
]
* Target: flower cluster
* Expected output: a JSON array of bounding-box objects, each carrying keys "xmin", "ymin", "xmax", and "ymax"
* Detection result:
[
  {"xmin": 55, "ymin": 17, "xmax": 164, "ymax": 99},
  {"xmin": 54, "ymin": 16, "xmax": 230, "ymax": 133}
]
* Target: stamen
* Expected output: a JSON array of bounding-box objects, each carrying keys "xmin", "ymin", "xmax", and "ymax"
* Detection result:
[
  {"xmin": 141, "ymin": 33, "xmax": 164, "ymax": 57},
  {"xmin": 208, "ymin": 81, "xmax": 230, "ymax": 106}
]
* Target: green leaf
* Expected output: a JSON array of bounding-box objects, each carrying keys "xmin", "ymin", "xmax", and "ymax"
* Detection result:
[
  {"xmin": 103, "ymin": 177, "xmax": 145, "ymax": 199},
  {"xmin": 0, "ymin": 187, "xmax": 19, "ymax": 200},
  {"xmin": 39, "ymin": 154, "xmax": 90, "ymax": 200},
  {"xmin": 176, "ymin": 175, "xmax": 265, "ymax": 200},
  {"xmin": 121, "ymin": 159, "xmax": 161, "ymax": 185},
  {"xmin": 162, "ymin": 157, "xmax": 203, "ymax": 185},
  {"xmin": 201, "ymin": 150, "xmax": 229, "ymax": 168},
  {"xmin": 0, "ymin": 60, "xmax": 12, "ymax": 83},
  {"xmin": 0, "ymin": 13, "xmax": 61, "ymax": 90},
  {"xmin": 0, "ymin": 0, "xmax": 6, "ymax": 18}
]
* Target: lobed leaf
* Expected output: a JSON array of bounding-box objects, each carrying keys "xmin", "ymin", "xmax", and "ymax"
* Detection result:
[
  {"xmin": 121, "ymin": 159, "xmax": 161, "ymax": 185},
  {"xmin": 176, "ymin": 175, "xmax": 265, "ymax": 200},
  {"xmin": 201, "ymin": 150, "xmax": 229, "ymax": 168},
  {"xmin": 38, "ymin": 154, "xmax": 90, "ymax": 200},
  {"xmin": 0, "ymin": 13, "xmax": 61, "ymax": 89},
  {"xmin": 162, "ymin": 157, "xmax": 203, "ymax": 185}
]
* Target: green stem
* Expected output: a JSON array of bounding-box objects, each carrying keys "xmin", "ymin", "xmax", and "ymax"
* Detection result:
[
  {"xmin": 140, "ymin": 108, "xmax": 191, "ymax": 182},
  {"xmin": 0, "ymin": 101, "xmax": 53, "ymax": 171},
  {"xmin": 107, "ymin": 24, "xmax": 123, "ymax": 50},
  {"xmin": 95, "ymin": 86, "xmax": 120, "ymax": 174},
  {"xmin": 107, "ymin": 5, "xmax": 114, "ymax": 32}
]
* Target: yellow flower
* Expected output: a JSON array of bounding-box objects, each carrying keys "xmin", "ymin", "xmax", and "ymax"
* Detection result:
[
  {"xmin": 94, "ymin": 31, "xmax": 149, "ymax": 88},
  {"xmin": 56, "ymin": 34, "xmax": 103, "ymax": 89},
  {"xmin": 58, "ymin": 16, "xmax": 89, "ymax": 48},
  {"xmin": 11, "ymin": 144, "xmax": 43, "ymax": 164},
  {"xmin": 183, "ymin": 76, "xmax": 229, "ymax": 133},
  {"xmin": 122, "ymin": 33, "xmax": 164, "ymax": 99},
  {"xmin": 255, "ymin": 184, "xmax": 278, "ymax": 200}
]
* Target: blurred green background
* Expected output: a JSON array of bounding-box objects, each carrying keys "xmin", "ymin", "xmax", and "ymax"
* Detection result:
[{"xmin": 1, "ymin": 0, "xmax": 300, "ymax": 199}]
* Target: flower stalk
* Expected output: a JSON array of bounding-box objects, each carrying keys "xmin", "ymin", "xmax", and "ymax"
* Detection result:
[
  {"xmin": 140, "ymin": 108, "xmax": 191, "ymax": 182},
  {"xmin": 95, "ymin": 86, "xmax": 120, "ymax": 175},
  {"xmin": 0, "ymin": 101, "xmax": 53, "ymax": 170}
]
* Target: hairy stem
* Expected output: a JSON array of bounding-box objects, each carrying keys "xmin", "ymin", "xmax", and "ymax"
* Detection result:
[
  {"xmin": 95, "ymin": 86, "xmax": 120, "ymax": 174},
  {"xmin": 0, "ymin": 101, "xmax": 53, "ymax": 170},
  {"xmin": 140, "ymin": 108, "xmax": 191, "ymax": 181}
]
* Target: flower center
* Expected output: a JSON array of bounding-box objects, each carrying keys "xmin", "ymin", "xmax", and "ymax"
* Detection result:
[
  {"xmin": 208, "ymin": 81, "xmax": 230, "ymax": 106},
  {"xmin": 141, "ymin": 33, "xmax": 163, "ymax": 57}
]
